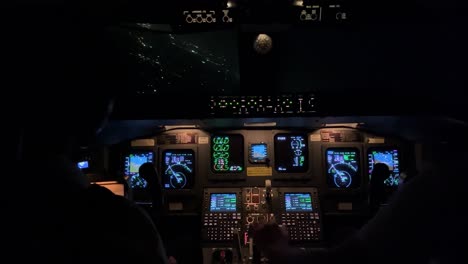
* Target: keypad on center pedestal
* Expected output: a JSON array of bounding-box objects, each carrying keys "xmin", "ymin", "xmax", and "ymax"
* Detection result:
[
  {"xmin": 204, "ymin": 212, "xmax": 241, "ymax": 241},
  {"xmin": 281, "ymin": 213, "xmax": 320, "ymax": 241}
]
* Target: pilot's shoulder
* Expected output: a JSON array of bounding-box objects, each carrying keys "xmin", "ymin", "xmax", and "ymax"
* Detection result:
[{"xmin": 85, "ymin": 184, "xmax": 150, "ymax": 218}]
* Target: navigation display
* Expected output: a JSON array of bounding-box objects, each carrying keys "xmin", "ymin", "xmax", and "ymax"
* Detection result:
[
  {"xmin": 162, "ymin": 150, "xmax": 194, "ymax": 189},
  {"xmin": 326, "ymin": 148, "xmax": 360, "ymax": 189},
  {"xmin": 210, "ymin": 193, "xmax": 237, "ymax": 212},
  {"xmin": 249, "ymin": 143, "xmax": 268, "ymax": 163},
  {"xmin": 212, "ymin": 135, "xmax": 244, "ymax": 172},
  {"xmin": 274, "ymin": 134, "xmax": 308, "ymax": 173},
  {"xmin": 125, "ymin": 152, "xmax": 154, "ymax": 189},
  {"xmin": 368, "ymin": 148, "xmax": 400, "ymax": 187},
  {"xmin": 285, "ymin": 193, "xmax": 313, "ymax": 212}
]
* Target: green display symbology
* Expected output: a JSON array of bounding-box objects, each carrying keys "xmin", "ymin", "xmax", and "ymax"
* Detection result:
[
  {"xmin": 212, "ymin": 136, "xmax": 243, "ymax": 172},
  {"xmin": 213, "ymin": 136, "xmax": 230, "ymax": 172}
]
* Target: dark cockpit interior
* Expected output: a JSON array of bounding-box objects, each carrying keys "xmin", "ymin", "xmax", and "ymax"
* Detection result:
[{"xmin": 6, "ymin": 1, "xmax": 468, "ymax": 263}]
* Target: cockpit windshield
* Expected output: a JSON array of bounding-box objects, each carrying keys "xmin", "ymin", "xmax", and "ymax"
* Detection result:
[
  {"xmin": 110, "ymin": 23, "xmax": 465, "ymax": 103},
  {"xmin": 111, "ymin": 26, "xmax": 240, "ymax": 96}
]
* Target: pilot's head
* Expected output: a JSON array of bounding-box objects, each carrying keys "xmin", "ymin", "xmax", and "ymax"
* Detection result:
[
  {"xmin": 370, "ymin": 163, "xmax": 390, "ymax": 186},
  {"xmin": 139, "ymin": 163, "xmax": 159, "ymax": 187},
  {"xmin": 10, "ymin": 6, "xmax": 128, "ymax": 160}
]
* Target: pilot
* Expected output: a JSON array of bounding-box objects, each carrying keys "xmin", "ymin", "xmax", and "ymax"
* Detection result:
[
  {"xmin": 254, "ymin": 141, "xmax": 468, "ymax": 264},
  {"xmin": 139, "ymin": 162, "xmax": 165, "ymax": 223},
  {"xmin": 6, "ymin": 4, "xmax": 167, "ymax": 264},
  {"xmin": 398, "ymin": 171, "xmax": 408, "ymax": 191},
  {"xmin": 368, "ymin": 163, "xmax": 390, "ymax": 215}
]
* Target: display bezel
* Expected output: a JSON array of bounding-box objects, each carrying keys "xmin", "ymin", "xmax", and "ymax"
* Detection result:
[
  {"xmin": 210, "ymin": 134, "xmax": 245, "ymax": 173},
  {"xmin": 274, "ymin": 133, "xmax": 309, "ymax": 173},
  {"xmin": 324, "ymin": 147, "xmax": 362, "ymax": 190},
  {"xmin": 124, "ymin": 150, "xmax": 154, "ymax": 189},
  {"xmin": 248, "ymin": 142, "xmax": 268, "ymax": 164},
  {"xmin": 366, "ymin": 146, "xmax": 401, "ymax": 188},
  {"xmin": 161, "ymin": 149, "xmax": 195, "ymax": 190},
  {"xmin": 77, "ymin": 161, "xmax": 89, "ymax": 169}
]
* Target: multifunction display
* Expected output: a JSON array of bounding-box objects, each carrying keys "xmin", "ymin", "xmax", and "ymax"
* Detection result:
[
  {"xmin": 285, "ymin": 193, "xmax": 313, "ymax": 212},
  {"xmin": 212, "ymin": 135, "xmax": 244, "ymax": 172},
  {"xmin": 274, "ymin": 134, "xmax": 308, "ymax": 173},
  {"xmin": 125, "ymin": 152, "xmax": 154, "ymax": 189},
  {"xmin": 326, "ymin": 148, "xmax": 360, "ymax": 189},
  {"xmin": 162, "ymin": 149, "xmax": 194, "ymax": 189},
  {"xmin": 368, "ymin": 148, "xmax": 400, "ymax": 187},
  {"xmin": 210, "ymin": 193, "xmax": 237, "ymax": 212},
  {"xmin": 249, "ymin": 143, "xmax": 268, "ymax": 163}
]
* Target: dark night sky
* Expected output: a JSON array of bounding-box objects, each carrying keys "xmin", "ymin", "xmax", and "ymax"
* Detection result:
[
  {"xmin": 278, "ymin": 24, "xmax": 467, "ymax": 97},
  {"xmin": 114, "ymin": 27, "xmax": 240, "ymax": 95},
  {"xmin": 113, "ymin": 20, "xmax": 466, "ymax": 100}
]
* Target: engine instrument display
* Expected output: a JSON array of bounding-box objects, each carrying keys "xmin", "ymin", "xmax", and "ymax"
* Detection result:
[
  {"xmin": 212, "ymin": 134, "xmax": 244, "ymax": 172},
  {"xmin": 274, "ymin": 134, "xmax": 308, "ymax": 173},
  {"xmin": 285, "ymin": 193, "xmax": 313, "ymax": 212},
  {"xmin": 368, "ymin": 148, "xmax": 400, "ymax": 187},
  {"xmin": 249, "ymin": 143, "xmax": 268, "ymax": 163},
  {"xmin": 125, "ymin": 152, "xmax": 154, "ymax": 189},
  {"xmin": 326, "ymin": 148, "xmax": 360, "ymax": 189},
  {"xmin": 209, "ymin": 193, "xmax": 237, "ymax": 212},
  {"xmin": 162, "ymin": 149, "xmax": 194, "ymax": 189}
]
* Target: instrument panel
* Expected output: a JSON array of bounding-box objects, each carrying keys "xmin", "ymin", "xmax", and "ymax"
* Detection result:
[
  {"xmin": 202, "ymin": 188, "xmax": 242, "ymax": 241},
  {"xmin": 278, "ymin": 188, "xmax": 321, "ymax": 242},
  {"xmin": 85, "ymin": 128, "xmax": 413, "ymax": 263},
  {"xmin": 118, "ymin": 130, "xmax": 409, "ymax": 198},
  {"xmin": 202, "ymin": 187, "xmax": 322, "ymax": 244}
]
